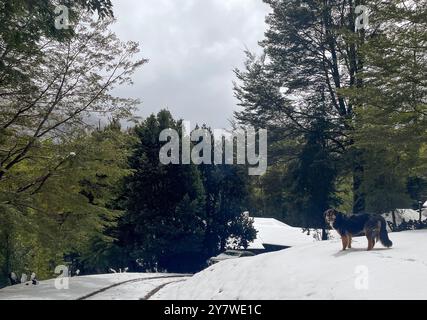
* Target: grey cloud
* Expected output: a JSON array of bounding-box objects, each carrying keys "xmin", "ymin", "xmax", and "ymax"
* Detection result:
[{"xmin": 110, "ymin": 0, "xmax": 270, "ymax": 128}]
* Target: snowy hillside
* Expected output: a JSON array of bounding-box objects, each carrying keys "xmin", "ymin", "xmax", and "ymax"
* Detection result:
[{"xmin": 153, "ymin": 230, "xmax": 427, "ymax": 300}]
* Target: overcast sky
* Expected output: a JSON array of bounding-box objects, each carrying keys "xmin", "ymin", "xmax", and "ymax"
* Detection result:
[{"xmin": 110, "ymin": 0, "xmax": 271, "ymax": 129}]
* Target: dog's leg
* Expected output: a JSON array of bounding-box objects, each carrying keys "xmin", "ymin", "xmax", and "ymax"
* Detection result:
[
  {"xmin": 341, "ymin": 235, "xmax": 348, "ymax": 251},
  {"xmin": 367, "ymin": 237, "xmax": 373, "ymax": 251},
  {"xmin": 348, "ymin": 234, "xmax": 352, "ymax": 249},
  {"xmin": 371, "ymin": 235, "xmax": 376, "ymax": 249}
]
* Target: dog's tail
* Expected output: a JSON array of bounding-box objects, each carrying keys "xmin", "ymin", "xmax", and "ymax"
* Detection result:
[{"xmin": 379, "ymin": 217, "xmax": 393, "ymax": 248}]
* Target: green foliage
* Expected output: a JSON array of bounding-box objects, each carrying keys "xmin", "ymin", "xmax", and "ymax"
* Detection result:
[
  {"xmin": 234, "ymin": 0, "xmax": 362, "ymax": 218},
  {"xmin": 283, "ymin": 123, "xmax": 338, "ymax": 229},
  {"xmin": 235, "ymin": 0, "xmax": 427, "ymax": 222},
  {"xmin": 246, "ymin": 164, "xmax": 288, "ymax": 221},
  {"xmin": 360, "ymin": 148, "xmax": 412, "ymax": 214},
  {"xmin": 0, "ymin": 0, "xmax": 113, "ymax": 88},
  {"xmin": 0, "ymin": 3, "xmax": 145, "ymax": 286},
  {"xmin": 200, "ymin": 157, "xmax": 254, "ymax": 256},
  {"xmin": 117, "ymin": 111, "xmax": 208, "ymax": 272},
  {"xmin": 341, "ymin": 0, "xmax": 427, "ymax": 213},
  {"xmin": 0, "ymin": 123, "xmax": 132, "ymax": 285},
  {"xmin": 116, "ymin": 111, "xmax": 256, "ymax": 272},
  {"xmin": 227, "ymin": 213, "xmax": 257, "ymax": 250}
]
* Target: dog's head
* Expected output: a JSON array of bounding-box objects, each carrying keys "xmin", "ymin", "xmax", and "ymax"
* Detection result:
[{"xmin": 324, "ymin": 208, "xmax": 337, "ymax": 227}]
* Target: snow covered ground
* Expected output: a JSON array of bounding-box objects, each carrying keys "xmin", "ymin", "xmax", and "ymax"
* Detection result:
[
  {"xmin": 0, "ymin": 273, "xmax": 189, "ymax": 300},
  {"xmin": 85, "ymin": 276, "xmax": 187, "ymax": 300},
  {"xmin": 2, "ymin": 230, "xmax": 426, "ymax": 300},
  {"xmin": 383, "ymin": 209, "xmax": 427, "ymax": 228},
  {"xmin": 153, "ymin": 230, "xmax": 427, "ymax": 300},
  {"xmin": 247, "ymin": 218, "xmax": 317, "ymax": 250}
]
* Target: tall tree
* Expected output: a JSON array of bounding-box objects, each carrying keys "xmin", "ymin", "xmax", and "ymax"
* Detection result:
[
  {"xmin": 118, "ymin": 111, "xmax": 207, "ymax": 272},
  {"xmin": 234, "ymin": 0, "xmax": 366, "ymax": 213},
  {"xmin": 341, "ymin": 0, "xmax": 427, "ymax": 215},
  {"xmin": 0, "ymin": 14, "xmax": 145, "ymax": 205},
  {"xmin": 0, "ymin": 121, "xmax": 132, "ymax": 286},
  {"xmin": 117, "ymin": 113, "xmax": 257, "ymax": 272},
  {"xmin": 283, "ymin": 112, "xmax": 338, "ymax": 237},
  {"xmin": 0, "ymin": 0, "xmax": 113, "ymax": 90},
  {"xmin": 0, "ymin": 10, "xmax": 145, "ymax": 285},
  {"xmin": 198, "ymin": 130, "xmax": 256, "ymax": 256}
]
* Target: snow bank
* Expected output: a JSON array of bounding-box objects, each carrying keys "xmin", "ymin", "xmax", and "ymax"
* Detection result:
[
  {"xmin": 153, "ymin": 230, "xmax": 427, "ymax": 300},
  {"xmin": 247, "ymin": 218, "xmax": 317, "ymax": 249},
  {"xmin": 383, "ymin": 209, "xmax": 427, "ymax": 228}
]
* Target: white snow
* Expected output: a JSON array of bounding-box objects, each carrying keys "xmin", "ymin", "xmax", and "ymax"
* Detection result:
[
  {"xmin": 152, "ymin": 230, "xmax": 427, "ymax": 300},
  {"xmin": 86, "ymin": 277, "xmax": 187, "ymax": 300},
  {"xmin": 0, "ymin": 273, "xmax": 187, "ymax": 300},
  {"xmin": 247, "ymin": 218, "xmax": 317, "ymax": 249},
  {"xmin": 3, "ymin": 230, "xmax": 427, "ymax": 300},
  {"xmin": 383, "ymin": 209, "xmax": 427, "ymax": 228}
]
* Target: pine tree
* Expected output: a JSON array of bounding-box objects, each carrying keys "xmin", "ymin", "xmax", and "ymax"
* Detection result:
[
  {"xmin": 342, "ymin": 0, "xmax": 427, "ymax": 214},
  {"xmin": 200, "ymin": 159, "xmax": 255, "ymax": 256},
  {"xmin": 283, "ymin": 108, "xmax": 338, "ymax": 237},
  {"xmin": 118, "ymin": 111, "xmax": 207, "ymax": 272},
  {"xmin": 234, "ymin": 0, "xmax": 367, "ymax": 213}
]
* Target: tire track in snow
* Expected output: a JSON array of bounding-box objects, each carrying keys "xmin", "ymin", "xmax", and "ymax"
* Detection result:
[
  {"xmin": 141, "ymin": 278, "xmax": 187, "ymax": 300},
  {"xmin": 77, "ymin": 275, "xmax": 190, "ymax": 300}
]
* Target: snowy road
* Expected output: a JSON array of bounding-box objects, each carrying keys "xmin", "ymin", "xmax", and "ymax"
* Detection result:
[
  {"xmin": 83, "ymin": 276, "xmax": 188, "ymax": 300},
  {"xmin": 0, "ymin": 273, "xmax": 190, "ymax": 300}
]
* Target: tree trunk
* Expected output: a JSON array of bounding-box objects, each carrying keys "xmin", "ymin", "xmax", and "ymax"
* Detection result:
[
  {"xmin": 353, "ymin": 158, "xmax": 365, "ymax": 214},
  {"xmin": 321, "ymin": 228, "xmax": 328, "ymax": 241},
  {"xmin": 391, "ymin": 210, "xmax": 397, "ymax": 230}
]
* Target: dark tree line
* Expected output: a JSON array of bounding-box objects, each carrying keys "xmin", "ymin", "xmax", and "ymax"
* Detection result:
[{"xmin": 113, "ymin": 111, "xmax": 256, "ymax": 273}]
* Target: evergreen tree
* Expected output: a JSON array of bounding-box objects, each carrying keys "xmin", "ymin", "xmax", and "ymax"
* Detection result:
[
  {"xmin": 116, "ymin": 115, "xmax": 257, "ymax": 272},
  {"xmin": 118, "ymin": 111, "xmax": 207, "ymax": 272},
  {"xmin": 246, "ymin": 164, "xmax": 288, "ymax": 221},
  {"xmin": 234, "ymin": 0, "xmax": 367, "ymax": 213},
  {"xmin": 283, "ymin": 110, "xmax": 338, "ymax": 238},
  {"xmin": 342, "ymin": 0, "xmax": 427, "ymax": 214},
  {"xmin": 407, "ymin": 177, "xmax": 427, "ymax": 209},
  {"xmin": 199, "ymin": 157, "xmax": 255, "ymax": 256}
]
